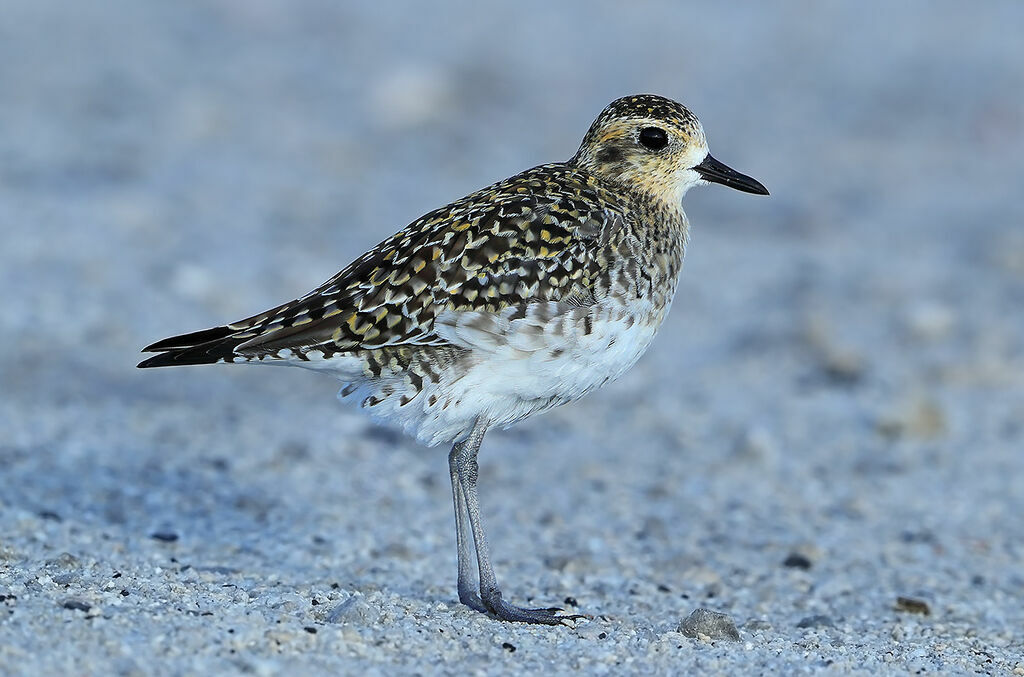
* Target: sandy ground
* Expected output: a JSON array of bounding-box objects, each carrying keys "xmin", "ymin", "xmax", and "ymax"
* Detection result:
[{"xmin": 2, "ymin": 1, "xmax": 1023, "ymax": 674}]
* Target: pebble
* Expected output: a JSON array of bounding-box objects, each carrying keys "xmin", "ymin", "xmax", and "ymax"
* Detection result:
[
  {"xmin": 744, "ymin": 619, "xmax": 773, "ymax": 633},
  {"xmin": 575, "ymin": 622, "xmax": 608, "ymax": 641},
  {"xmin": 782, "ymin": 552, "xmax": 813, "ymax": 570},
  {"xmin": 906, "ymin": 301, "xmax": 955, "ymax": 340},
  {"xmin": 733, "ymin": 426, "xmax": 779, "ymax": 463},
  {"xmin": 894, "ymin": 597, "xmax": 931, "ymax": 616},
  {"xmin": 325, "ymin": 595, "xmax": 381, "ymax": 626},
  {"xmin": 678, "ymin": 608, "xmax": 741, "ymax": 641},
  {"xmin": 796, "ymin": 615, "xmax": 835, "ymax": 629},
  {"xmin": 876, "ymin": 398, "xmax": 947, "ymax": 440}
]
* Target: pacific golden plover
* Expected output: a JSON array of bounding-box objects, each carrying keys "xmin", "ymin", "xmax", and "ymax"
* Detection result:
[{"xmin": 139, "ymin": 94, "xmax": 768, "ymax": 625}]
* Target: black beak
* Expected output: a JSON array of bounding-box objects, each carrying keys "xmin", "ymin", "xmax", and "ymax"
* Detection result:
[{"xmin": 694, "ymin": 154, "xmax": 769, "ymax": 195}]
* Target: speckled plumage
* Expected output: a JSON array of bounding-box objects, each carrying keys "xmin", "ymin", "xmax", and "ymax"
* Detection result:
[{"xmin": 140, "ymin": 94, "xmax": 768, "ymax": 624}]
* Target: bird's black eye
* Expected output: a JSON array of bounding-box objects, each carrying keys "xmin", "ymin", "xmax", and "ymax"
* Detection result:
[{"xmin": 638, "ymin": 127, "xmax": 669, "ymax": 151}]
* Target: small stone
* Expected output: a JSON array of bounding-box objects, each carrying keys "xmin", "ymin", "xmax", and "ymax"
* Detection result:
[
  {"xmin": 325, "ymin": 595, "xmax": 380, "ymax": 625},
  {"xmin": 782, "ymin": 552, "xmax": 812, "ymax": 570},
  {"xmin": 894, "ymin": 596, "xmax": 931, "ymax": 615},
  {"xmin": 803, "ymin": 314, "xmax": 865, "ymax": 385},
  {"xmin": 62, "ymin": 599, "xmax": 92, "ymax": 612},
  {"xmin": 906, "ymin": 301, "xmax": 955, "ymax": 340},
  {"xmin": 744, "ymin": 619, "xmax": 773, "ymax": 633},
  {"xmin": 575, "ymin": 622, "xmax": 606, "ymax": 641},
  {"xmin": 678, "ymin": 608, "xmax": 741, "ymax": 641},
  {"xmin": 501, "ymin": 642, "xmax": 516, "ymax": 652},
  {"xmin": 796, "ymin": 614, "xmax": 834, "ymax": 629},
  {"xmin": 824, "ymin": 355, "xmax": 864, "ymax": 384},
  {"xmin": 543, "ymin": 554, "xmax": 572, "ymax": 571},
  {"xmin": 876, "ymin": 398, "xmax": 946, "ymax": 440},
  {"xmin": 150, "ymin": 531, "xmax": 179, "ymax": 543},
  {"xmin": 733, "ymin": 426, "xmax": 778, "ymax": 462},
  {"xmin": 49, "ymin": 553, "xmax": 80, "ymax": 568}
]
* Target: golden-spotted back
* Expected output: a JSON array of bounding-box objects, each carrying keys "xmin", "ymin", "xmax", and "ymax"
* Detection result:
[{"xmin": 211, "ymin": 165, "xmax": 632, "ymax": 359}]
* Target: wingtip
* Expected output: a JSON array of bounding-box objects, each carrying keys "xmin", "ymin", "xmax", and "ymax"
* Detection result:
[
  {"xmin": 137, "ymin": 350, "xmax": 232, "ymax": 368},
  {"xmin": 142, "ymin": 325, "xmax": 239, "ymax": 353},
  {"xmin": 137, "ymin": 353, "xmax": 171, "ymax": 369},
  {"xmin": 136, "ymin": 331, "xmax": 244, "ymax": 367}
]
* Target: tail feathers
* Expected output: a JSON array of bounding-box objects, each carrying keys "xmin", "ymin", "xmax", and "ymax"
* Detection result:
[
  {"xmin": 138, "ymin": 325, "xmax": 246, "ymax": 368},
  {"xmin": 142, "ymin": 325, "xmax": 238, "ymax": 353}
]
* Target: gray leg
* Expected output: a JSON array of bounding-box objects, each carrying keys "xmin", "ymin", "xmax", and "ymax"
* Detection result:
[
  {"xmin": 448, "ymin": 442, "xmax": 484, "ymax": 611},
  {"xmin": 450, "ymin": 418, "xmax": 580, "ymax": 625}
]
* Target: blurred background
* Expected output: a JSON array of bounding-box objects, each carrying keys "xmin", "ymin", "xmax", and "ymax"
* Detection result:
[{"xmin": 1, "ymin": 1, "xmax": 1022, "ymax": 673}]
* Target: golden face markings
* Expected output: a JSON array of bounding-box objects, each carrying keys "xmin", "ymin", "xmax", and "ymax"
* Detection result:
[{"xmin": 572, "ymin": 95, "xmax": 711, "ymax": 205}]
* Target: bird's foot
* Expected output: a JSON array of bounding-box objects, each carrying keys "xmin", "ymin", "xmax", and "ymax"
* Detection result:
[
  {"xmin": 457, "ymin": 585, "xmax": 487, "ymax": 613},
  {"xmin": 479, "ymin": 586, "xmax": 584, "ymax": 626}
]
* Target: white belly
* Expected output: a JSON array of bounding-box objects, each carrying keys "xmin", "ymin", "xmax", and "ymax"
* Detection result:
[{"xmin": 410, "ymin": 296, "xmax": 667, "ymax": 445}]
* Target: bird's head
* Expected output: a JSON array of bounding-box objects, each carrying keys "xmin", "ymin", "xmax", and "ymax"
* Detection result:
[{"xmin": 572, "ymin": 94, "xmax": 768, "ymax": 206}]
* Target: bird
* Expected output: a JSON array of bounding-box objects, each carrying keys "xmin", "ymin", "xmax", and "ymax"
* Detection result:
[{"xmin": 139, "ymin": 94, "xmax": 768, "ymax": 625}]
